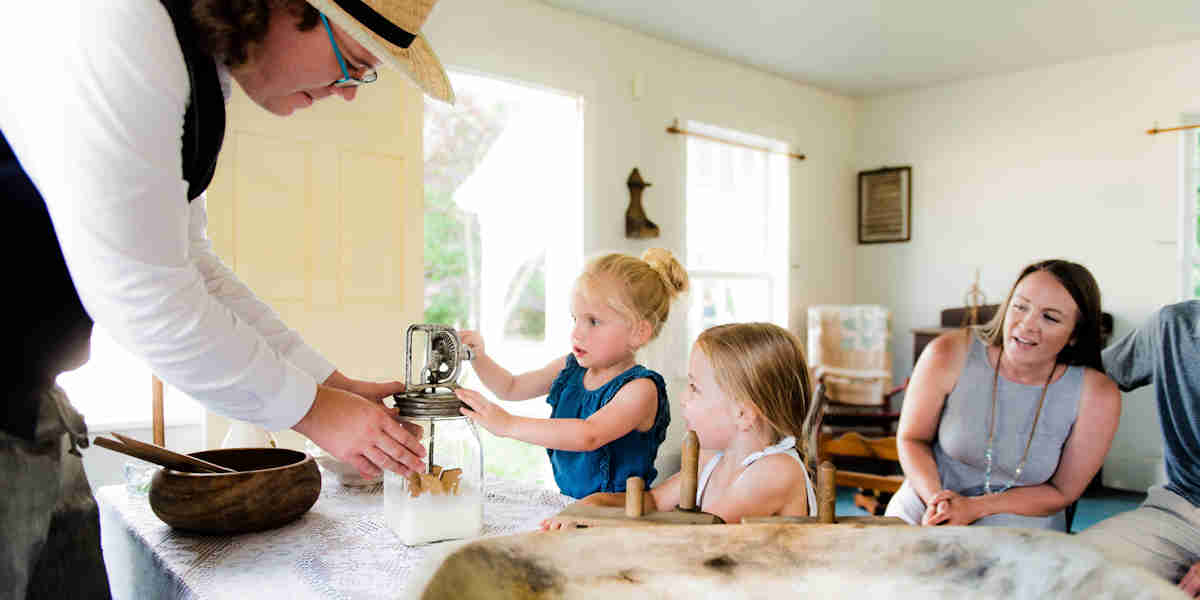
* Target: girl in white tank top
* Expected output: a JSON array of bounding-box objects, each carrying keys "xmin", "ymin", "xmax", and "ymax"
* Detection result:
[
  {"xmin": 542, "ymin": 323, "xmax": 824, "ymax": 529},
  {"xmin": 694, "ymin": 435, "xmax": 817, "ymax": 514}
]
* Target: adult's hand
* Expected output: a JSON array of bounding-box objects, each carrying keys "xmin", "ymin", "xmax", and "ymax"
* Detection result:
[
  {"xmin": 293, "ymin": 385, "xmax": 425, "ymax": 479},
  {"xmin": 921, "ymin": 489, "xmax": 980, "ymax": 526},
  {"xmin": 323, "ymin": 370, "xmax": 406, "ymax": 404},
  {"xmin": 1179, "ymin": 561, "xmax": 1200, "ymax": 597}
]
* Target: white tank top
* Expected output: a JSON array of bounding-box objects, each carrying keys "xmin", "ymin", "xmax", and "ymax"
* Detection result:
[{"xmin": 695, "ymin": 436, "xmax": 818, "ymax": 517}]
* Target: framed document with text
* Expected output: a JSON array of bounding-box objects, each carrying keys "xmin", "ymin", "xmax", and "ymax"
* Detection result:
[{"xmin": 858, "ymin": 166, "xmax": 911, "ymax": 244}]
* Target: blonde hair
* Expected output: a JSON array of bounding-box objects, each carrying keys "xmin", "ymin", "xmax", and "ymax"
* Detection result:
[
  {"xmin": 576, "ymin": 248, "xmax": 689, "ymax": 342},
  {"xmin": 694, "ymin": 323, "xmax": 824, "ymax": 475}
]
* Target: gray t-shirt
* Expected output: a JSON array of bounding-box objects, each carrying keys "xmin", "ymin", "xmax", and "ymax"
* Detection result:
[{"xmin": 1102, "ymin": 301, "xmax": 1200, "ymax": 507}]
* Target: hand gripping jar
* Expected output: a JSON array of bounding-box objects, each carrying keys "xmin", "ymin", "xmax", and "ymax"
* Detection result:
[{"xmin": 384, "ymin": 411, "xmax": 484, "ymax": 545}]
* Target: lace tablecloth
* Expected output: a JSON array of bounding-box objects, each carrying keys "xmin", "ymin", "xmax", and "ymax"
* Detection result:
[{"xmin": 97, "ymin": 475, "xmax": 572, "ymax": 600}]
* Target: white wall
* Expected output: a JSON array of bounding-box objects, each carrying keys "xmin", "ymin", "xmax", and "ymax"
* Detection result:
[
  {"xmin": 855, "ymin": 39, "xmax": 1200, "ymax": 490},
  {"xmin": 424, "ymin": 0, "xmax": 860, "ymax": 476}
]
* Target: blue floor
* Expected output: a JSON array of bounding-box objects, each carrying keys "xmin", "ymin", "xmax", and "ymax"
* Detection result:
[{"xmin": 836, "ymin": 486, "xmax": 1146, "ymax": 533}]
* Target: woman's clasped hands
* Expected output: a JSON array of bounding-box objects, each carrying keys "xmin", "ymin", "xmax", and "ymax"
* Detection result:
[{"xmin": 921, "ymin": 489, "xmax": 982, "ymax": 526}]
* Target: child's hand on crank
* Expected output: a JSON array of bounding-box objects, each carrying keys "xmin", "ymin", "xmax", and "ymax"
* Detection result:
[
  {"xmin": 456, "ymin": 388, "xmax": 514, "ymax": 436},
  {"xmin": 458, "ymin": 330, "xmax": 486, "ymax": 358}
]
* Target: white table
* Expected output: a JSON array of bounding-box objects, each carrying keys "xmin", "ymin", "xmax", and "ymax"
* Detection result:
[{"xmin": 97, "ymin": 475, "xmax": 571, "ymax": 600}]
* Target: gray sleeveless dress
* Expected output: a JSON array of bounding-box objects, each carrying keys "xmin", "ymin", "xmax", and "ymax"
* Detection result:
[{"xmin": 885, "ymin": 335, "xmax": 1082, "ymax": 530}]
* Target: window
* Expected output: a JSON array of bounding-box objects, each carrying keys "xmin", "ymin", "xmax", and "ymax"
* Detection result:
[
  {"xmin": 424, "ymin": 72, "xmax": 583, "ymax": 487},
  {"xmin": 56, "ymin": 326, "xmax": 203, "ymax": 430},
  {"xmin": 684, "ymin": 121, "xmax": 790, "ymax": 342},
  {"xmin": 1180, "ymin": 116, "xmax": 1200, "ymax": 299}
]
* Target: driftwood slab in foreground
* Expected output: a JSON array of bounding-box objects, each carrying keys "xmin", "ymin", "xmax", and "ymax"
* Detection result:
[{"xmin": 408, "ymin": 524, "xmax": 1184, "ymax": 599}]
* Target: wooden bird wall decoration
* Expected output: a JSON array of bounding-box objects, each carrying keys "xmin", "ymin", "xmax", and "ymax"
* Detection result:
[{"xmin": 625, "ymin": 168, "xmax": 660, "ymax": 239}]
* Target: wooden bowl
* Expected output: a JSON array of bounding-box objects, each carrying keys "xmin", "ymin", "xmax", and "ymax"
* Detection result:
[{"xmin": 149, "ymin": 448, "xmax": 321, "ymax": 534}]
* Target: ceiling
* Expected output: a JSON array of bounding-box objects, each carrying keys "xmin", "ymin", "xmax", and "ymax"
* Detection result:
[{"xmin": 540, "ymin": 0, "xmax": 1200, "ymax": 98}]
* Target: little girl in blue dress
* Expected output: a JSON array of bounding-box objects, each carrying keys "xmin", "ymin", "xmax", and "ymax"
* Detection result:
[{"xmin": 456, "ymin": 248, "xmax": 689, "ymax": 498}]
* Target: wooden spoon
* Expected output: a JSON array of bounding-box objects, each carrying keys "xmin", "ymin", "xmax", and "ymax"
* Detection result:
[{"xmin": 94, "ymin": 434, "xmax": 234, "ymax": 473}]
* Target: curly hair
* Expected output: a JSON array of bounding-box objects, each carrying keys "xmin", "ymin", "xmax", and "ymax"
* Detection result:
[{"xmin": 191, "ymin": 0, "xmax": 321, "ymax": 67}]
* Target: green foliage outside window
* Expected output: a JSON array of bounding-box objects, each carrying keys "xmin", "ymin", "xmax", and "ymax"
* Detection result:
[
  {"xmin": 423, "ymin": 82, "xmax": 555, "ymax": 488},
  {"xmin": 422, "ymin": 92, "xmax": 507, "ymax": 327}
]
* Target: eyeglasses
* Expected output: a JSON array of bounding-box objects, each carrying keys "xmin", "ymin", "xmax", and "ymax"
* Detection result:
[{"xmin": 320, "ymin": 14, "xmax": 378, "ymax": 88}]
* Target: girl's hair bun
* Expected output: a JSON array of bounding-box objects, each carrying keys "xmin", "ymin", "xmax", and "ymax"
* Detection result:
[{"xmin": 641, "ymin": 247, "xmax": 689, "ymax": 299}]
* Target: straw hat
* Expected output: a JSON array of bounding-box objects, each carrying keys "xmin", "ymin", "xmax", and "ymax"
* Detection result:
[{"xmin": 304, "ymin": 0, "xmax": 454, "ymax": 103}]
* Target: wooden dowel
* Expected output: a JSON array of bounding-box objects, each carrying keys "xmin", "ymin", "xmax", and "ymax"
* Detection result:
[
  {"xmin": 678, "ymin": 430, "xmax": 699, "ymax": 511},
  {"xmin": 818, "ymin": 461, "xmax": 836, "ymax": 524},
  {"xmin": 626, "ymin": 476, "xmax": 645, "ymax": 518},
  {"xmin": 1147, "ymin": 123, "xmax": 1200, "ymax": 135},
  {"xmin": 666, "ymin": 121, "xmax": 806, "ymax": 160},
  {"xmin": 152, "ymin": 375, "xmax": 165, "ymax": 446}
]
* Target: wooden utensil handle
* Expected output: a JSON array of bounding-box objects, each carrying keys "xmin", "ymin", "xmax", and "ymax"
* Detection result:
[
  {"xmin": 93, "ymin": 437, "xmax": 190, "ymax": 472},
  {"xmin": 111, "ymin": 432, "xmax": 235, "ymax": 473}
]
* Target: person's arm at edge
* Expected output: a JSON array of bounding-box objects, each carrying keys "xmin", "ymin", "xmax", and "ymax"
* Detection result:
[{"xmin": 1101, "ymin": 306, "xmax": 1161, "ymax": 392}]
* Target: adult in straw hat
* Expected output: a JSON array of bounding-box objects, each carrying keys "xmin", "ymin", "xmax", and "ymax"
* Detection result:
[{"xmin": 0, "ymin": 1, "xmax": 451, "ymax": 596}]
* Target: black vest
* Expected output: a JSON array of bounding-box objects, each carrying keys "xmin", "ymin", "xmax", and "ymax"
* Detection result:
[{"xmin": 3, "ymin": 0, "xmax": 226, "ymax": 440}]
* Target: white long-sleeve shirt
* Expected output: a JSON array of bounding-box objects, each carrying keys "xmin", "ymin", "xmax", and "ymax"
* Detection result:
[{"xmin": 1, "ymin": 1, "xmax": 334, "ymax": 430}]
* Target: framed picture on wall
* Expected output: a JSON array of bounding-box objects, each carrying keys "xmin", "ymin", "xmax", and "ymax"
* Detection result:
[{"xmin": 858, "ymin": 166, "xmax": 912, "ymax": 244}]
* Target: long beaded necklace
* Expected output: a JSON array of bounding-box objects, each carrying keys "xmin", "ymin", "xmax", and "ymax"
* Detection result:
[{"xmin": 983, "ymin": 346, "xmax": 1057, "ymax": 495}]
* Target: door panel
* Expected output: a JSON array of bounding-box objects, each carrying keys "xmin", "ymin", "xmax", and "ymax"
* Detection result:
[{"xmin": 204, "ymin": 75, "xmax": 424, "ymax": 449}]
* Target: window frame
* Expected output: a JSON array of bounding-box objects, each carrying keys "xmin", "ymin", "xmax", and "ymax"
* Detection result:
[
  {"xmin": 683, "ymin": 120, "xmax": 791, "ymax": 338},
  {"xmin": 1179, "ymin": 115, "xmax": 1200, "ymax": 300}
]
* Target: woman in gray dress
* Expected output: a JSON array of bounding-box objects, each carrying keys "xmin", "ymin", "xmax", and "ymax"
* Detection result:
[{"xmin": 886, "ymin": 259, "xmax": 1120, "ymax": 530}]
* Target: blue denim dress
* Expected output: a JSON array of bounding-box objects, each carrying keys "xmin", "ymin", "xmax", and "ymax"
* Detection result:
[{"xmin": 546, "ymin": 354, "xmax": 670, "ymax": 498}]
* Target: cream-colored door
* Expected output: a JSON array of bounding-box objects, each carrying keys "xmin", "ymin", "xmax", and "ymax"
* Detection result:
[{"xmin": 203, "ymin": 76, "xmax": 424, "ymax": 449}]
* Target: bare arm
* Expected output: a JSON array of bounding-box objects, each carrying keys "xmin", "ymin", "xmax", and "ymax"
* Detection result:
[
  {"xmin": 322, "ymin": 370, "xmax": 405, "ymax": 404},
  {"xmin": 458, "ymin": 378, "xmax": 659, "ymax": 452},
  {"xmin": 896, "ymin": 332, "xmax": 970, "ymax": 505},
  {"xmin": 459, "ymin": 331, "xmax": 565, "ymax": 401},
  {"xmin": 945, "ymin": 368, "xmax": 1121, "ymax": 521}
]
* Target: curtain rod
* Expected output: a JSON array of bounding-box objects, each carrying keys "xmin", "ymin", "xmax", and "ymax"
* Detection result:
[
  {"xmin": 1147, "ymin": 123, "xmax": 1200, "ymax": 135},
  {"xmin": 666, "ymin": 120, "xmax": 806, "ymax": 160}
]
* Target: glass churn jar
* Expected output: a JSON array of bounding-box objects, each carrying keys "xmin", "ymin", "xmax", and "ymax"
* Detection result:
[{"xmin": 385, "ymin": 325, "xmax": 484, "ymax": 545}]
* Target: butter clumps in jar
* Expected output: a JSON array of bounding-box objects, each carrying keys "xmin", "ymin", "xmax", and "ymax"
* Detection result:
[{"xmin": 384, "ymin": 462, "xmax": 483, "ymax": 545}]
